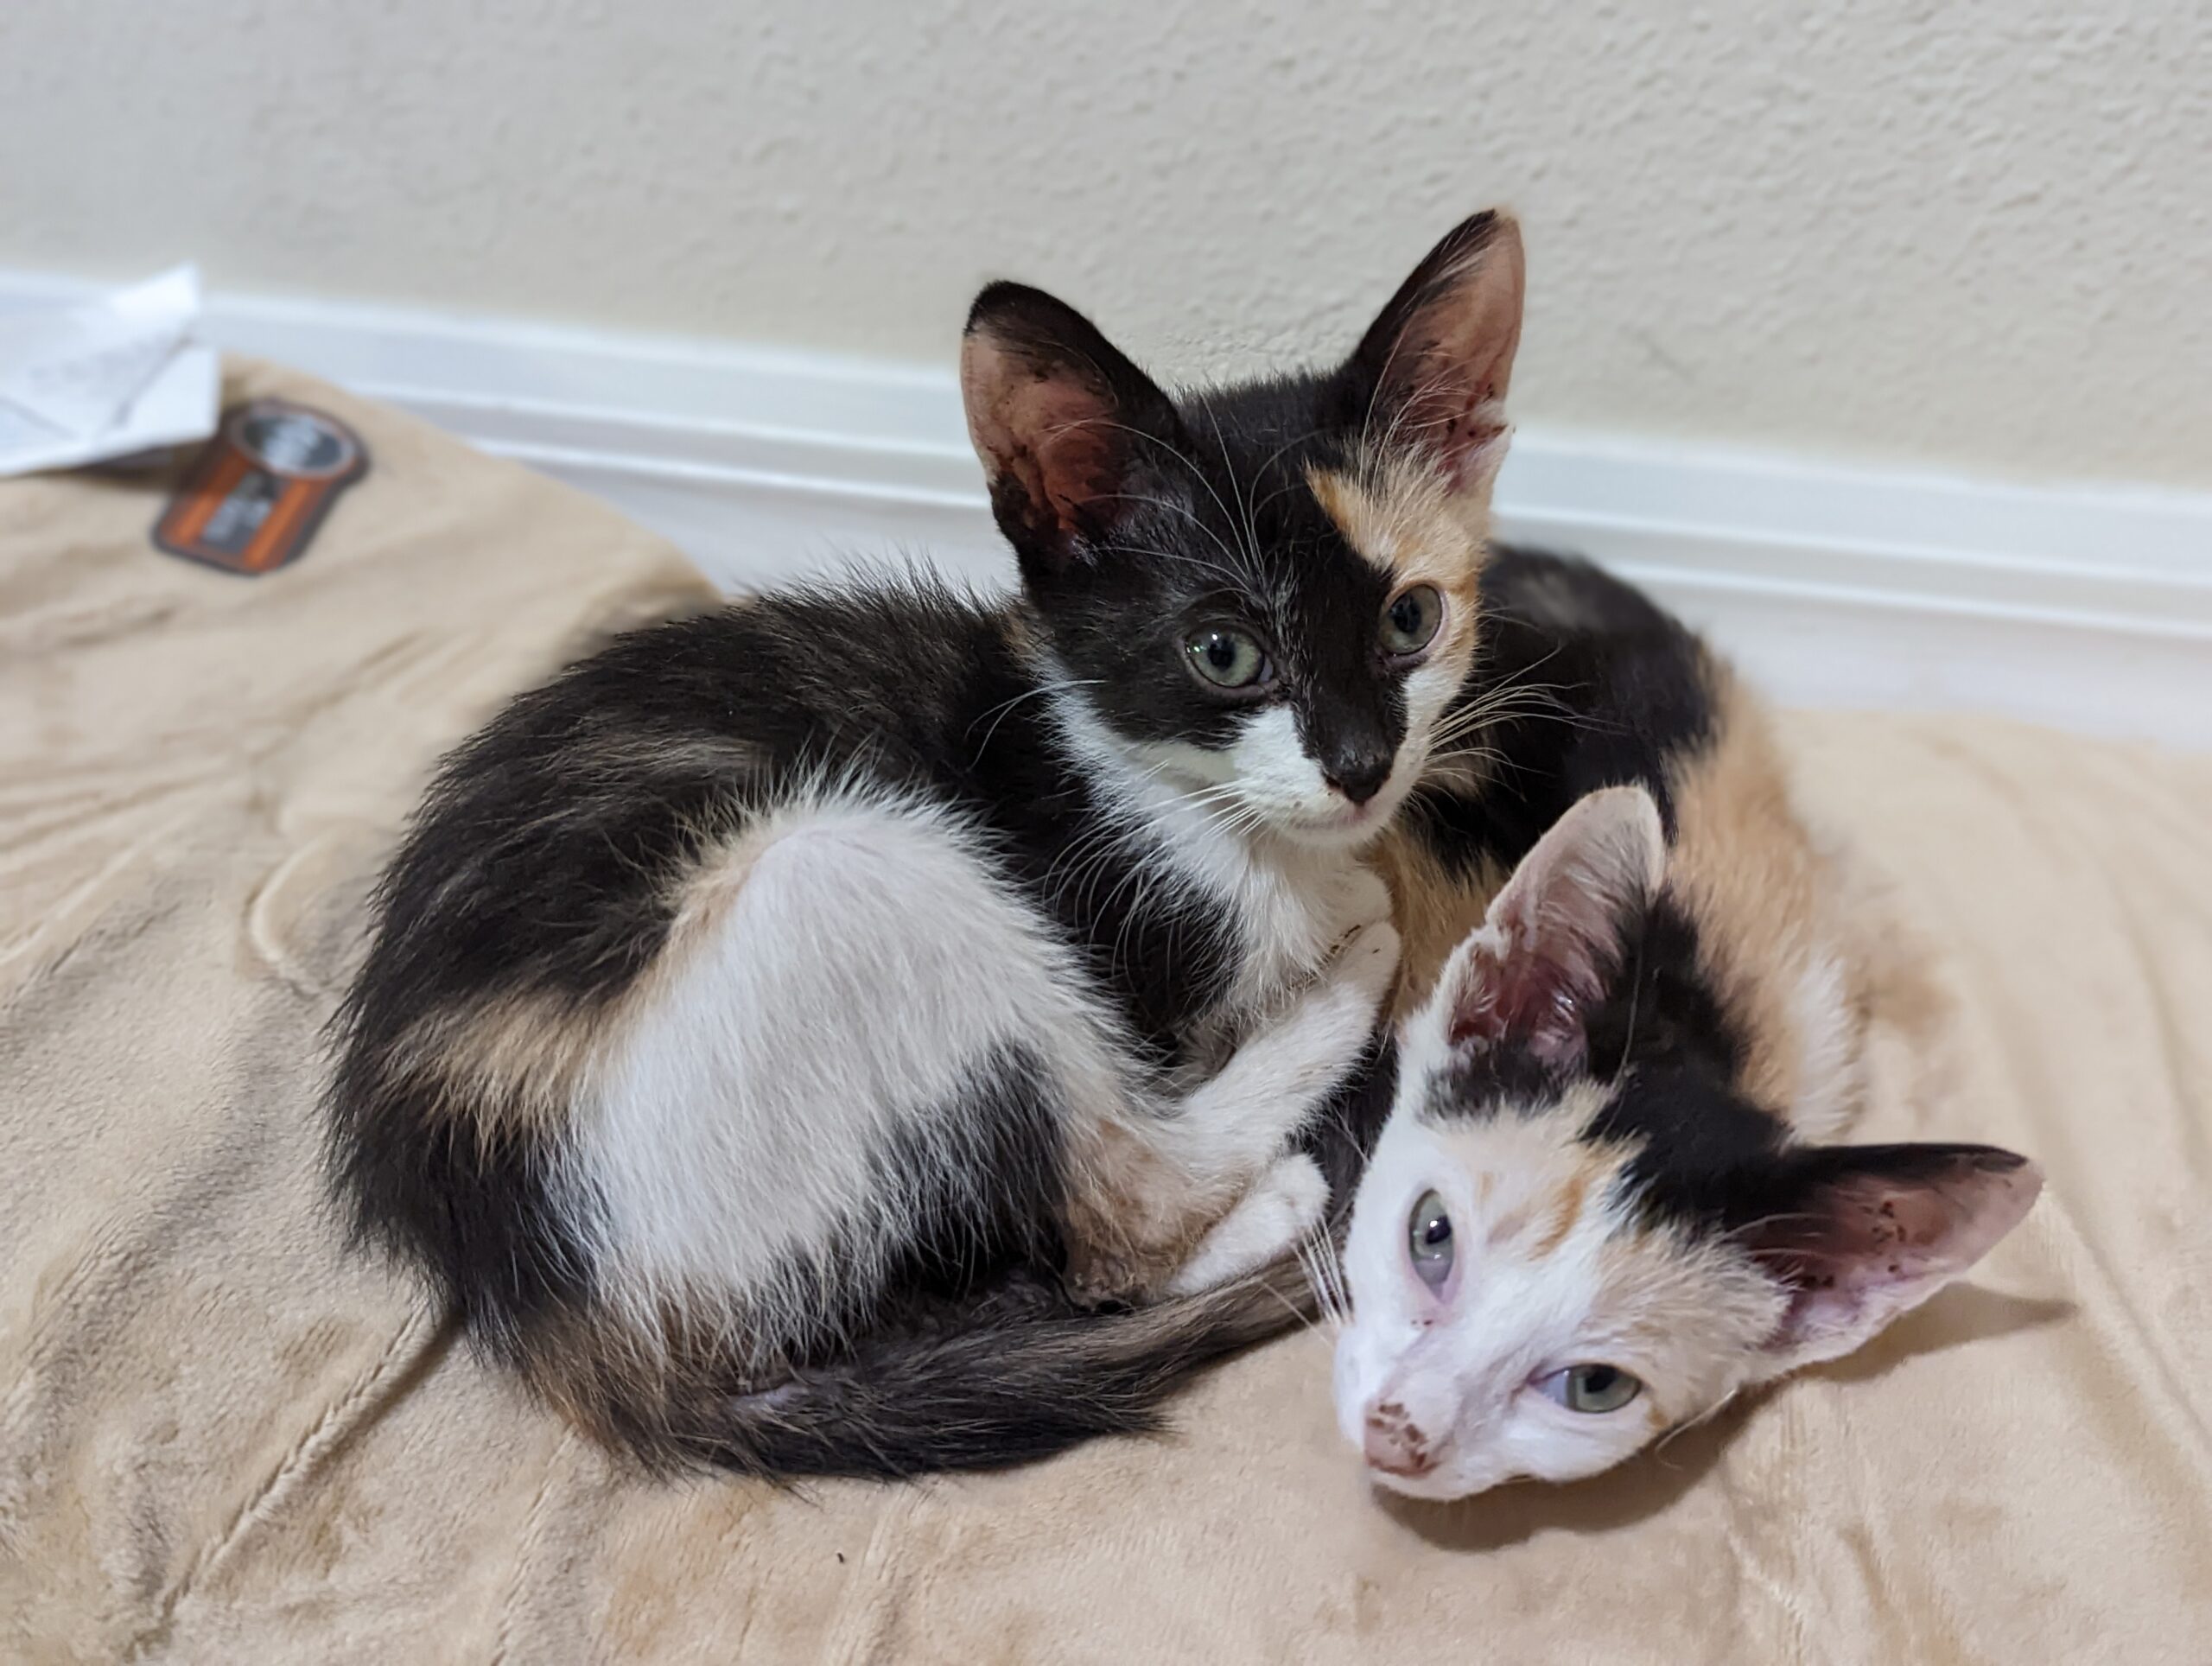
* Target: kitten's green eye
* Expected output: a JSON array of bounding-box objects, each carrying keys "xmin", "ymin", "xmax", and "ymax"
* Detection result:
[
  {"xmin": 1536, "ymin": 1364, "xmax": 1643, "ymax": 1414},
  {"xmin": 1185, "ymin": 626, "xmax": 1269, "ymax": 690},
  {"xmin": 1380, "ymin": 585, "xmax": 1444, "ymax": 657},
  {"xmin": 1407, "ymin": 1189, "xmax": 1454, "ymax": 1290}
]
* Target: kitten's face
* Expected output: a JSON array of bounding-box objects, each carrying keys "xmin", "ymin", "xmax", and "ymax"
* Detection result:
[
  {"xmin": 1029, "ymin": 442, "xmax": 1483, "ymax": 849},
  {"xmin": 962, "ymin": 213, "xmax": 1526, "ymax": 849},
  {"xmin": 1335, "ymin": 1081, "xmax": 1784, "ymax": 1499},
  {"xmin": 1335, "ymin": 786, "xmax": 2043, "ymax": 1500}
]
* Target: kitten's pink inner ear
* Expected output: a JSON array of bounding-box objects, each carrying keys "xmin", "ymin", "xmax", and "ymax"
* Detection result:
[
  {"xmin": 1752, "ymin": 1151, "xmax": 2044, "ymax": 1371},
  {"xmin": 1449, "ymin": 941, "xmax": 1587, "ymax": 1069},
  {"xmin": 961, "ymin": 339, "xmax": 1126, "ymax": 544},
  {"xmin": 1358, "ymin": 212, "xmax": 1528, "ymax": 491},
  {"xmin": 1443, "ymin": 785, "xmax": 1664, "ymax": 1067}
]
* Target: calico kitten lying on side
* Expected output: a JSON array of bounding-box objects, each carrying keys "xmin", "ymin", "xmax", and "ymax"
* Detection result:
[
  {"xmin": 1338, "ymin": 552, "xmax": 2042, "ymax": 1498},
  {"xmin": 328, "ymin": 213, "xmax": 1527, "ymax": 1479}
]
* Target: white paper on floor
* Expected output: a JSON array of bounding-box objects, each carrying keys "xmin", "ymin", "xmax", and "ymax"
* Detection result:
[{"xmin": 0, "ymin": 266, "xmax": 221, "ymax": 479}]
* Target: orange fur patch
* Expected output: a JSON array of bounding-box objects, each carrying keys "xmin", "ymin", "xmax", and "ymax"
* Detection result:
[
  {"xmin": 1534, "ymin": 1167, "xmax": 1592, "ymax": 1258},
  {"xmin": 1662, "ymin": 664, "xmax": 1948, "ymax": 1141},
  {"xmin": 1491, "ymin": 1141, "xmax": 1608, "ymax": 1256},
  {"xmin": 1663, "ymin": 664, "xmax": 1822, "ymax": 1122},
  {"xmin": 1370, "ymin": 826, "xmax": 1506, "ymax": 1023},
  {"xmin": 1590, "ymin": 1213, "xmax": 1789, "ymax": 1427},
  {"xmin": 388, "ymin": 990, "xmax": 611, "ymax": 1139}
]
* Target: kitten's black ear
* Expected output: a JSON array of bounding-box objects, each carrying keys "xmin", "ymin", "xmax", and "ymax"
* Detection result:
[
  {"xmin": 1337, "ymin": 210, "xmax": 1526, "ymax": 493},
  {"xmin": 1433, "ymin": 785, "xmax": 1664, "ymax": 1071},
  {"xmin": 1742, "ymin": 1143, "xmax": 2044, "ymax": 1377},
  {"xmin": 961, "ymin": 283, "xmax": 1185, "ymax": 579}
]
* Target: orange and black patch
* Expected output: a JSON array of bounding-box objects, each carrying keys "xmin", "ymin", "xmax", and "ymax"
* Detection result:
[{"xmin": 1306, "ymin": 457, "xmax": 1487, "ymax": 634}]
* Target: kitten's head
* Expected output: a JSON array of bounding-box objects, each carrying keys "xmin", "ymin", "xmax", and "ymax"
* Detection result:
[
  {"xmin": 1335, "ymin": 786, "xmax": 2043, "ymax": 1499},
  {"xmin": 960, "ymin": 212, "xmax": 1525, "ymax": 848}
]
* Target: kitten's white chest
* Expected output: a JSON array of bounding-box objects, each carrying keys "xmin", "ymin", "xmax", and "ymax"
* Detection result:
[
  {"xmin": 1044, "ymin": 683, "xmax": 1390, "ymax": 1042},
  {"xmin": 1214, "ymin": 839, "xmax": 1390, "ymax": 1022}
]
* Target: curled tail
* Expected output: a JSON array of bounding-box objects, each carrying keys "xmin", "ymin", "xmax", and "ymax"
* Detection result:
[{"xmin": 559, "ymin": 1264, "xmax": 1318, "ymax": 1482}]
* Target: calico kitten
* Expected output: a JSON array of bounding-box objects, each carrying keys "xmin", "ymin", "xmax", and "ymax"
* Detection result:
[
  {"xmin": 327, "ymin": 212, "xmax": 1527, "ymax": 1479},
  {"xmin": 1337, "ymin": 552, "xmax": 2042, "ymax": 1498}
]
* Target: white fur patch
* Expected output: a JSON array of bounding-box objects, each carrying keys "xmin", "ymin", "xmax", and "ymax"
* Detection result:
[
  {"xmin": 1226, "ymin": 705, "xmax": 1341, "ymax": 829},
  {"xmin": 565, "ymin": 785, "xmax": 1124, "ymax": 1344}
]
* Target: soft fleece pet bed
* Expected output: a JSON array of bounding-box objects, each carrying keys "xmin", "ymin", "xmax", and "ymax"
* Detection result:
[{"xmin": 3, "ymin": 362, "xmax": 2206, "ymax": 1663}]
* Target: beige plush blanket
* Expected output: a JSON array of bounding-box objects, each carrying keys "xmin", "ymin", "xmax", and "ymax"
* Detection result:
[{"xmin": 3, "ymin": 362, "xmax": 2206, "ymax": 1663}]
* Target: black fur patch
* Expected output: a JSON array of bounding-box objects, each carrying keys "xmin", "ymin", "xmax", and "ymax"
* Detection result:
[
  {"xmin": 324, "ymin": 1054, "xmax": 590, "ymax": 1347},
  {"xmin": 1019, "ymin": 375, "xmax": 1419, "ymax": 785},
  {"xmin": 1407, "ymin": 544, "xmax": 1718, "ymax": 874},
  {"xmin": 1301, "ymin": 1033, "xmax": 1402, "ymax": 1209},
  {"xmin": 1418, "ymin": 894, "xmax": 1756, "ymax": 1139},
  {"xmin": 849, "ymin": 1047, "xmax": 1071, "ymax": 1341},
  {"xmin": 1414, "ymin": 879, "xmax": 1797, "ymax": 1236}
]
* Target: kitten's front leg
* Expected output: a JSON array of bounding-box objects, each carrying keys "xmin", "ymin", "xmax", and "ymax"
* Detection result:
[
  {"xmin": 1059, "ymin": 917, "xmax": 1399, "ymax": 1305},
  {"xmin": 1154, "ymin": 917, "xmax": 1397, "ymax": 1294},
  {"xmin": 1164, "ymin": 1152, "xmax": 1329, "ymax": 1296},
  {"xmin": 1175, "ymin": 915, "xmax": 1399, "ymax": 1168}
]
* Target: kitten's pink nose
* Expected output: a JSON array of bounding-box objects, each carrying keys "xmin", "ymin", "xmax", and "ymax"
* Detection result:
[{"xmin": 1363, "ymin": 1400, "xmax": 1437, "ymax": 1478}]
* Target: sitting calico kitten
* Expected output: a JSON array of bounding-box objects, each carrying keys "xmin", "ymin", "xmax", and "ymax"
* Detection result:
[
  {"xmin": 1338, "ymin": 552, "xmax": 2042, "ymax": 1498},
  {"xmin": 328, "ymin": 213, "xmax": 1528, "ymax": 1479}
]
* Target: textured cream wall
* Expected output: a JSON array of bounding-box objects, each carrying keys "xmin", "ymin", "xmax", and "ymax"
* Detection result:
[{"xmin": 3, "ymin": 2, "xmax": 2206, "ymax": 486}]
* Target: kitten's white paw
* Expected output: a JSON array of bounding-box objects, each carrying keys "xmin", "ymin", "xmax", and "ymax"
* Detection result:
[
  {"xmin": 1166, "ymin": 1154, "xmax": 1330, "ymax": 1296},
  {"xmin": 1179, "ymin": 918, "xmax": 1399, "ymax": 1153},
  {"xmin": 1250, "ymin": 916, "xmax": 1398, "ymax": 1088}
]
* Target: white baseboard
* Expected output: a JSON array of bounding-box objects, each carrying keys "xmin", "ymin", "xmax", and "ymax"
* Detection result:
[{"xmin": 8, "ymin": 269, "xmax": 2209, "ymax": 750}]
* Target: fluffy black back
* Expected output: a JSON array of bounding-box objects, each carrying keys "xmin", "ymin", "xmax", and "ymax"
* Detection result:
[{"xmin": 1408, "ymin": 544, "xmax": 1718, "ymax": 866}]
